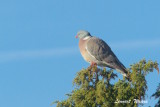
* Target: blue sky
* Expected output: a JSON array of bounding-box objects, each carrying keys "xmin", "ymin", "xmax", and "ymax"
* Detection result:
[{"xmin": 0, "ymin": 0, "xmax": 160, "ymax": 107}]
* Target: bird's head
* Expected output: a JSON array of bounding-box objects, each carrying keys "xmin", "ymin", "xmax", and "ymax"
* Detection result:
[{"xmin": 75, "ymin": 30, "xmax": 91, "ymax": 39}]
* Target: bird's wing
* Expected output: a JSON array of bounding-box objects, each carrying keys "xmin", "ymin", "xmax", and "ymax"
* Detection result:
[
  {"xmin": 86, "ymin": 37, "xmax": 111, "ymax": 62},
  {"xmin": 86, "ymin": 37, "xmax": 127, "ymax": 75}
]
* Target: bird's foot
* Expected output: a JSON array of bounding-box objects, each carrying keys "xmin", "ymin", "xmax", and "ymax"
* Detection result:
[
  {"xmin": 90, "ymin": 62, "xmax": 97, "ymax": 67},
  {"xmin": 90, "ymin": 62, "xmax": 97, "ymax": 72}
]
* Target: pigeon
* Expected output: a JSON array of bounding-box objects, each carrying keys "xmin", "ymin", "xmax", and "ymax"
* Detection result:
[{"xmin": 75, "ymin": 30, "xmax": 128, "ymax": 77}]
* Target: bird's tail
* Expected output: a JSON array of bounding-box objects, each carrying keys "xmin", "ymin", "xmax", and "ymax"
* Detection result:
[
  {"xmin": 116, "ymin": 68, "xmax": 131, "ymax": 81},
  {"xmin": 116, "ymin": 68, "xmax": 128, "ymax": 77}
]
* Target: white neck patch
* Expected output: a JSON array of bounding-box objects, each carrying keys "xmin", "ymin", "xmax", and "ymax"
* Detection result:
[{"xmin": 83, "ymin": 36, "xmax": 91, "ymax": 40}]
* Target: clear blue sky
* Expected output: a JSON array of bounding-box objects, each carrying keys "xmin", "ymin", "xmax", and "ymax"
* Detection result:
[{"xmin": 0, "ymin": 0, "xmax": 160, "ymax": 107}]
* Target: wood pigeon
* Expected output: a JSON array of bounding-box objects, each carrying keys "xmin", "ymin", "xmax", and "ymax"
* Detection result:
[{"xmin": 75, "ymin": 30, "xmax": 128, "ymax": 77}]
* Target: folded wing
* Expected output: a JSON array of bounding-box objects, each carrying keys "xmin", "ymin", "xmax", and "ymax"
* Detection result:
[{"xmin": 86, "ymin": 37, "xmax": 128, "ymax": 76}]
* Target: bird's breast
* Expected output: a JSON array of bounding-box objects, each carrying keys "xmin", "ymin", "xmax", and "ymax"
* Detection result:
[{"xmin": 79, "ymin": 39, "xmax": 96, "ymax": 63}]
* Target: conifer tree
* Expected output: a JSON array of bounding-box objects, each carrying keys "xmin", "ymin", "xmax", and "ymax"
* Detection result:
[
  {"xmin": 152, "ymin": 83, "xmax": 160, "ymax": 107},
  {"xmin": 53, "ymin": 59, "xmax": 159, "ymax": 107}
]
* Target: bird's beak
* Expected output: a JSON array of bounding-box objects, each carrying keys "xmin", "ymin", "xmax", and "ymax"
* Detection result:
[{"xmin": 75, "ymin": 35, "xmax": 78, "ymax": 38}]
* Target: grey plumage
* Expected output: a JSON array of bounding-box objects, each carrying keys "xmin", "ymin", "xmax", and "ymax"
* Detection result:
[
  {"xmin": 86, "ymin": 37, "xmax": 128, "ymax": 76},
  {"xmin": 76, "ymin": 30, "xmax": 128, "ymax": 77}
]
